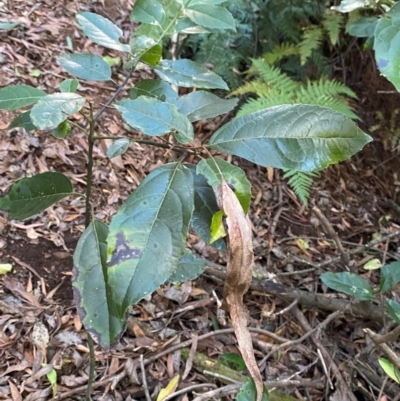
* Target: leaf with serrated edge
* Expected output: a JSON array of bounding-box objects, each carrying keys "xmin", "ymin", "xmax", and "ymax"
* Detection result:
[
  {"xmin": 0, "ymin": 172, "xmax": 73, "ymax": 220},
  {"xmin": 168, "ymin": 249, "xmax": 207, "ymax": 283},
  {"xmin": 0, "ymin": 85, "xmax": 46, "ymax": 110},
  {"xmin": 209, "ymin": 104, "xmax": 371, "ymax": 172},
  {"xmin": 76, "ymin": 12, "xmax": 131, "ymax": 52},
  {"xmin": 374, "ymin": 2, "xmax": 400, "ymax": 91},
  {"xmin": 213, "ymin": 180, "xmax": 263, "ymax": 401},
  {"xmin": 31, "ymin": 93, "xmax": 85, "ymax": 130},
  {"xmin": 115, "ymin": 97, "xmax": 193, "ymax": 144},
  {"xmin": 58, "ymin": 53, "xmax": 112, "ymax": 81},
  {"xmin": 177, "ymin": 91, "xmax": 238, "ymax": 122},
  {"xmin": 105, "ymin": 163, "xmax": 194, "ymax": 328},
  {"xmin": 155, "ymin": 59, "xmax": 229, "ymax": 90}
]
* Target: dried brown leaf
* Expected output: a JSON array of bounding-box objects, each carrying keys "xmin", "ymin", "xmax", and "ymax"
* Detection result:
[{"xmin": 214, "ymin": 180, "xmax": 263, "ymax": 401}]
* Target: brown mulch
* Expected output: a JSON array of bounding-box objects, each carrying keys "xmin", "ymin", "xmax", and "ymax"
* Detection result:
[{"xmin": 1, "ymin": 1, "xmax": 400, "ymax": 400}]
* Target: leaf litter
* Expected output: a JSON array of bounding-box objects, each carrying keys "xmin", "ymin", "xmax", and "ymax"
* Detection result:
[{"xmin": 1, "ymin": 0, "xmax": 400, "ymax": 400}]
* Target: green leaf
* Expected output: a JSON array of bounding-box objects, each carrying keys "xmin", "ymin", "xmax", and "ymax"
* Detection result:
[
  {"xmin": 155, "ymin": 59, "xmax": 229, "ymax": 90},
  {"xmin": 197, "ymin": 157, "xmax": 251, "ymax": 213},
  {"xmin": 115, "ymin": 97, "xmax": 194, "ymax": 144},
  {"xmin": 8, "ymin": 111, "xmax": 36, "ymax": 132},
  {"xmin": 320, "ymin": 272, "xmax": 374, "ymax": 300},
  {"xmin": 183, "ymin": 0, "xmax": 227, "ymax": 5},
  {"xmin": 237, "ymin": 378, "xmax": 270, "ymax": 401},
  {"xmin": 220, "ymin": 353, "xmax": 246, "ymax": 371},
  {"xmin": 103, "ymin": 55, "xmax": 121, "ymax": 67},
  {"xmin": 0, "ymin": 85, "xmax": 46, "ymax": 110},
  {"xmin": 186, "ymin": 164, "xmax": 226, "ymax": 252},
  {"xmin": 59, "ymin": 79, "xmax": 79, "ymax": 93},
  {"xmin": 380, "ymin": 261, "xmax": 400, "ymax": 293},
  {"xmin": 72, "ymin": 220, "xmax": 124, "ymax": 347},
  {"xmin": 175, "ymin": 17, "xmax": 210, "ymax": 34},
  {"xmin": 0, "ymin": 22, "xmax": 18, "ymax": 30},
  {"xmin": 210, "ymin": 210, "xmax": 226, "ymax": 243},
  {"xmin": 363, "ymin": 258, "xmax": 381, "ymax": 270},
  {"xmin": 76, "ymin": 12, "xmax": 131, "ymax": 52},
  {"xmin": 107, "ymin": 138, "xmax": 130, "ymax": 158},
  {"xmin": 57, "ymin": 53, "xmax": 112, "ymax": 81},
  {"xmin": 331, "ymin": 0, "xmax": 369, "ymax": 13},
  {"xmin": 177, "ymin": 91, "xmax": 237, "ymax": 122},
  {"xmin": 130, "ymin": 79, "xmax": 179, "ymax": 103},
  {"xmin": 347, "ymin": 17, "xmax": 378, "ymax": 37},
  {"xmin": 379, "ymin": 358, "xmax": 400, "ymax": 383},
  {"xmin": 0, "ymin": 172, "xmax": 73, "ymax": 220},
  {"xmin": 209, "ymin": 105, "xmax": 372, "ymax": 172},
  {"xmin": 184, "ymin": 5, "xmax": 235, "ymax": 32},
  {"xmin": 386, "ymin": 299, "xmax": 400, "ymax": 323},
  {"xmin": 30, "ymin": 69, "xmax": 41, "ymax": 78},
  {"xmin": 52, "ymin": 120, "xmax": 72, "ymax": 139},
  {"xmin": 106, "ymin": 163, "xmax": 194, "ymax": 323},
  {"xmin": 140, "ymin": 44, "xmax": 162, "ymax": 66},
  {"xmin": 30, "ymin": 93, "xmax": 86, "ymax": 130},
  {"xmin": 168, "ymin": 249, "xmax": 207, "ymax": 282},
  {"xmin": 374, "ymin": 2, "xmax": 400, "ymax": 91},
  {"xmin": 130, "ymin": 0, "xmax": 165, "ymax": 26}
]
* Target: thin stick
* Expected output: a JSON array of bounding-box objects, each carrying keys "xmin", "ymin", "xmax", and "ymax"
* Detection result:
[
  {"xmin": 364, "ymin": 328, "xmax": 400, "ymax": 369},
  {"xmin": 162, "ymin": 384, "xmax": 217, "ymax": 401},
  {"xmin": 140, "ymin": 354, "xmax": 152, "ymax": 401}
]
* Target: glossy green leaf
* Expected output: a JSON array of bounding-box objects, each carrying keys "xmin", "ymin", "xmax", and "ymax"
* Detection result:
[
  {"xmin": 168, "ymin": 249, "xmax": 207, "ymax": 282},
  {"xmin": 363, "ymin": 258, "xmax": 381, "ymax": 270},
  {"xmin": 331, "ymin": 0, "xmax": 369, "ymax": 13},
  {"xmin": 196, "ymin": 157, "xmax": 251, "ymax": 213},
  {"xmin": 76, "ymin": 12, "xmax": 131, "ymax": 52},
  {"xmin": 183, "ymin": 0, "xmax": 227, "ymax": 5},
  {"xmin": 320, "ymin": 272, "xmax": 374, "ymax": 300},
  {"xmin": 115, "ymin": 97, "xmax": 193, "ymax": 144},
  {"xmin": 31, "ymin": 93, "xmax": 85, "ymax": 130},
  {"xmin": 237, "ymin": 378, "xmax": 270, "ymax": 401},
  {"xmin": 155, "ymin": 59, "xmax": 229, "ymax": 90},
  {"xmin": 72, "ymin": 220, "xmax": 124, "ymax": 347},
  {"xmin": 58, "ymin": 53, "xmax": 112, "ymax": 81},
  {"xmin": 209, "ymin": 105, "xmax": 372, "ymax": 172},
  {"xmin": 380, "ymin": 261, "xmax": 400, "ymax": 293},
  {"xmin": 140, "ymin": 44, "xmax": 162, "ymax": 66},
  {"xmin": 107, "ymin": 138, "xmax": 130, "ymax": 158},
  {"xmin": 8, "ymin": 111, "xmax": 36, "ymax": 132},
  {"xmin": 177, "ymin": 91, "xmax": 238, "ymax": 122},
  {"xmin": 0, "ymin": 85, "xmax": 46, "ymax": 110},
  {"xmin": 105, "ymin": 163, "xmax": 194, "ymax": 323},
  {"xmin": 220, "ymin": 353, "xmax": 246, "ymax": 371},
  {"xmin": 130, "ymin": 79, "xmax": 179, "ymax": 103},
  {"xmin": 0, "ymin": 22, "xmax": 18, "ymax": 30},
  {"xmin": 374, "ymin": 2, "xmax": 400, "ymax": 91},
  {"xmin": 186, "ymin": 164, "xmax": 226, "ymax": 252},
  {"xmin": 0, "ymin": 172, "xmax": 73, "ymax": 220},
  {"xmin": 59, "ymin": 79, "xmax": 79, "ymax": 93},
  {"xmin": 386, "ymin": 299, "xmax": 400, "ymax": 323},
  {"xmin": 210, "ymin": 210, "xmax": 226, "ymax": 243},
  {"xmin": 184, "ymin": 5, "xmax": 235, "ymax": 32},
  {"xmin": 131, "ymin": 0, "xmax": 165, "ymax": 25},
  {"xmin": 347, "ymin": 17, "xmax": 378, "ymax": 37},
  {"xmin": 379, "ymin": 358, "xmax": 400, "ymax": 383},
  {"xmin": 52, "ymin": 120, "xmax": 72, "ymax": 139}
]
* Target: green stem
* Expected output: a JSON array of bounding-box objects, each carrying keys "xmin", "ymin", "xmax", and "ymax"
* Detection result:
[{"xmin": 86, "ymin": 334, "xmax": 96, "ymax": 401}]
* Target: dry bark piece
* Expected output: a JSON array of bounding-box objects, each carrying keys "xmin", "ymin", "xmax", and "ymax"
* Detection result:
[{"xmin": 214, "ymin": 180, "xmax": 263, "ymax": 401}]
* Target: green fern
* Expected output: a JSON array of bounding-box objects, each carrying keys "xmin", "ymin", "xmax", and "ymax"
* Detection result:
[
  {"xmin": 299, "ymin": 26, "xmax": 324, "ymax": 65},
  {"xmin": 323, "ymin": 11, "xmax": 344, "ymax": 46},
  {"xmin": 282, "ymin": 169, "xmax": 319, "ymax": 207}
]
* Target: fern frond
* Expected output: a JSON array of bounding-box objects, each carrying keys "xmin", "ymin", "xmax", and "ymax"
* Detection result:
[
  {"xmin": 262, "ymin": 43, "xmax": 299, "ymax": 65},
  {"xmin": 322, "ymin": 11, "xmax": 344, "ymax": 46},
  {"xmin": 230, "ymin": 80, "xmax": 265, "ymax": 97},
  {"xmin": 299, "ymin": 26, "xmax": 323, "ymax": 65},
  {"xmin": 237, "ymin": 93, "xmax": 294, "ymax": 117},
  {"xmin": 282, "ymin": 169, "xmax": 319, "ymax": 207},
  {"xmin": 306, "ymin": 79, "xmax": 358, "ymax": 100},
  {"xmin": 251, "ymin": 59, "xmax": 299, "ymax": 93}
]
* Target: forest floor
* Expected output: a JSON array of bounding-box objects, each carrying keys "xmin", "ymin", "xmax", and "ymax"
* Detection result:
[{"xmin": 1, "ymin": 1, "xmax": 400, "ymax": 400}]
